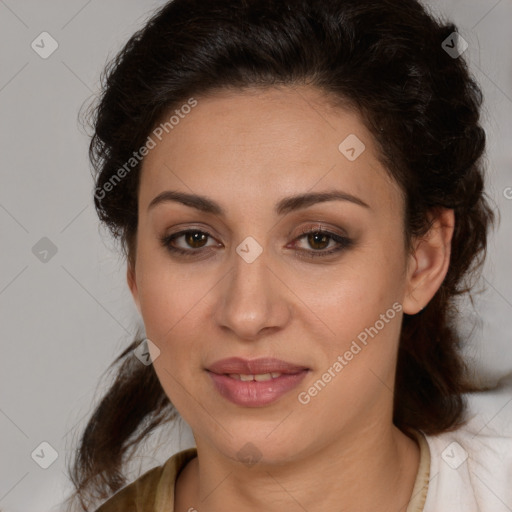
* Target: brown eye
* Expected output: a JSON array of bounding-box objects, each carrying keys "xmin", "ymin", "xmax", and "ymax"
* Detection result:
[
  {"xmin": 306, "ymin": 232, "xmax": 331, "ymax": 250},
  {"xmin": 292, "ymin": 226, "xmax": 353, "ymax": 259},
  {"xmin": 184, "ymin": 231, "xmax": 209, "ymax": 248}
]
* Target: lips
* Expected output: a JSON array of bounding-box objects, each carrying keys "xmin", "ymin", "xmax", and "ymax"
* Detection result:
[
  {"xmin": 206, "ymin": 357, "xmax": 310, "ymax": 407},
  {"xmin": 207, "ymin": 357, "xmax": 309, "ymax": 375}
]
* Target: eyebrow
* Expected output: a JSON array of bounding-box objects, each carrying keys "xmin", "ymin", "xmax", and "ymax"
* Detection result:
[{"xmin": 147, "ymin": 189, "xmax": 370, "ymax": 216}]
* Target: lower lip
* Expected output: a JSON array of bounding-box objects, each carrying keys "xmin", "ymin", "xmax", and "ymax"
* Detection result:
[{"xmin": 207, "ymin": 370, "xmax": 309, "ymax": 407}]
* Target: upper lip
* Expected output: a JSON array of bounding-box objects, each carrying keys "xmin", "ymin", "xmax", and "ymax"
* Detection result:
[{"xmin": 207, "ymin": 357, "xmax": 309, "ymax": 375}]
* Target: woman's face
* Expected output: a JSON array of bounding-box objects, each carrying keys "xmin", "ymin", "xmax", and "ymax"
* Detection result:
[{"xmin": 128, "ymin": 86, "xmax": 423, "ymax": 464}]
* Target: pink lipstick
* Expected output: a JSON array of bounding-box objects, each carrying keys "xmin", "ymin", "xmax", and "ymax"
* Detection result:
[{"xmin": 206, "ymin": 357, "xmax": 309, "ymax": 407}]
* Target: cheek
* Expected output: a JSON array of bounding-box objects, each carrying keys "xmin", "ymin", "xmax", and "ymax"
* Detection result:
[
  {"xmin": 138, "ymin": 266, "xmax": 207, "ymax": 408},
  {"xmin": 135, "ymin": 242, "xmax": 210, "ymax": 339},
  {"xmin": 298, "ymin": 241, "xmax": 404, "ymax": 317},
  {"xmin": 294, "ymin": 243, "xmax": 406, "ymax": 365},
  {"xmin": 139, "ymin": 283, "xmax": 206, "ymax": 356}
]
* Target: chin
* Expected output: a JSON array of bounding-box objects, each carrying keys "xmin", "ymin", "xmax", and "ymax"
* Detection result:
[{"xmin": 210, "ymin": 427, "xmax": 306, "ymax": 468}]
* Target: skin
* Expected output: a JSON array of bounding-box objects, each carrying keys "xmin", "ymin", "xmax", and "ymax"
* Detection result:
[{"xmin": 127, "ymin": 85, "xmax": 454, "ymax": 512}]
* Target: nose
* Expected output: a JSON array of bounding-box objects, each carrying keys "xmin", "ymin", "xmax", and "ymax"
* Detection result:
[{"xmin": 214, "ymin": 241, "xmax": 291, "ymax": 340}]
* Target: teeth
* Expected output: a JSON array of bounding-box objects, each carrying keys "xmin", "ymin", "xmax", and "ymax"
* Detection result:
[
  {"xmin": 229, "ymin": 372, "xmax": 282, "ymax": 381},
  {"xmin": 254, "ymin": 373, "xmax": 273, "ymax": 382}
]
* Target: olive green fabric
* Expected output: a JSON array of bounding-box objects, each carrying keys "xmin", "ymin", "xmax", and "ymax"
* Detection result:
[{"xmin": 95, "ymin": 448, "xmax": 198, "ymax": 512}]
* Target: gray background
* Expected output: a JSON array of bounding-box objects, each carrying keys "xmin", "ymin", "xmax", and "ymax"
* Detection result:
[{"xmin": 0, "ymin": 1, "xmax": 511, "ymax": 511}]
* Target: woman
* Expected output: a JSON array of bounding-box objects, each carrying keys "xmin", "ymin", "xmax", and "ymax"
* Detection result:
[{"xmin": 64, "ymin": 0, "xmax": 509, "ymax": 511}]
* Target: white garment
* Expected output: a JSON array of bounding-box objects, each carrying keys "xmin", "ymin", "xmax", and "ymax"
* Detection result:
[{"xmin": 423, "ymin": 374, "xmax": 512, "ymax": 511}]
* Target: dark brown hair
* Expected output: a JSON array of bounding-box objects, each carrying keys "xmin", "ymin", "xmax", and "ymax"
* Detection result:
[{"xmin": 64, "ymin": 0, "xmax": 496, "ymax": 509}]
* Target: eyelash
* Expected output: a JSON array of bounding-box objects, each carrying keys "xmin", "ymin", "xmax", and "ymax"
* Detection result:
[{"xmin": 159, "ymin": 225, "xmax": 353, "ymax": 260}]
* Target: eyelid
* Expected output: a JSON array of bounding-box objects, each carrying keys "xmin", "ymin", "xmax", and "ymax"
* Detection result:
[
  {"xmin": 160, "ymin": 227, "xmax": 220, "ymax": 252},
  {"xmin": 294, "ymin": 222, "xmax": 348, "ymax": 238}
]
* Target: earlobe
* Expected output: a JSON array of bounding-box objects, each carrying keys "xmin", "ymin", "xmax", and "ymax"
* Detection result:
[
  {"xmin": 127, "ymin": 264, "xmax": 141, "ymax": 313},
  {"xmin": 403, "ymin": 208, "xmax": 455, "ymax": 315}
]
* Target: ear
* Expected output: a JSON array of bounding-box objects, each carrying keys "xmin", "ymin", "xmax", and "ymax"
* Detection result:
[
  {"xmin": 127, "ymin": 263, "xmax": 141, "ymax": 314},
  {"xmin": 403, "ymin": 208, "xmax": 455, "ymax": 315}
]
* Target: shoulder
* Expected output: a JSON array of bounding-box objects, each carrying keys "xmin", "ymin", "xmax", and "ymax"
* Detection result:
[
  {"xmin": 94, "ymin": 465, "xmax": 163, "ymax": 512},
  {"xmin": 95, "ymin": 447, "xmax": 198, "ymax": 512},
  {"xmin": 422, "ymin": 378, "xmax": 512, "ymax": 512}
]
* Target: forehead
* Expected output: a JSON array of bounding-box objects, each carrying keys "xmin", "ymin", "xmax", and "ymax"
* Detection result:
[{"xmin": 138, "ymin": 86, "xmax": 403, "ymax": 218}]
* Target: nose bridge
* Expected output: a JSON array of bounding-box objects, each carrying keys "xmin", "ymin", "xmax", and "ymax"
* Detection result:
[
  {"xmin": 215, "ymin": 233, "xmax": 289, "ymax": 338},
  {"xmin": 234, "ymin": 235, "xmax": 268, "ymax": 292}
]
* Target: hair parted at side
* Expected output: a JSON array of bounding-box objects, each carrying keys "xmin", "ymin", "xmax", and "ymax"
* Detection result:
[{"xmin": 63, "ymin": 0, "xmax": 495, "ymax": 510}]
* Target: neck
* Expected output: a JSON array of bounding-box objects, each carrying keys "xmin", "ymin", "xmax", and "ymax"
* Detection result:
[{"xmin": 175, "ymin": 420, "xmax": 420, "ymax": 512}]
